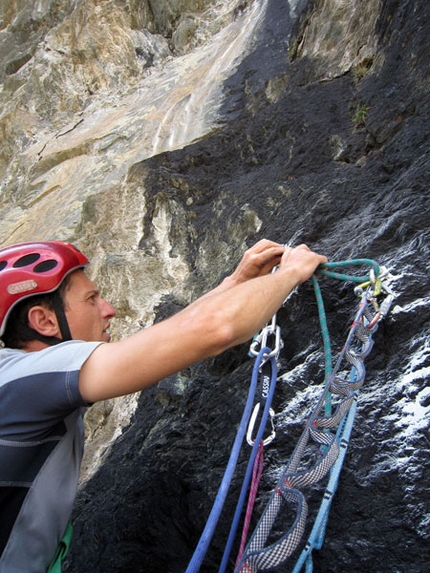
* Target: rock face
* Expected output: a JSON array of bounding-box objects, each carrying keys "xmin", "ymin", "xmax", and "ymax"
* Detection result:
[{"xmin": 1, "ymin": 0, "xmax": 429, "ymax": 572}]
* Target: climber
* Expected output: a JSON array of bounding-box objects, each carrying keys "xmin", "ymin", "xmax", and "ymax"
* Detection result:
[{"xmin": 0, "ymin": 238, "xmax": 327, "ymax": 572}]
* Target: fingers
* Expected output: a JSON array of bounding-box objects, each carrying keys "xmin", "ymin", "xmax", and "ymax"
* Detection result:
[
  {"xmin": 245, "ymin": 239, "xmax": 284, "ymax": 256},
  {"xmin": 238, "ymin": 239, "xmax": 327, "ymax": 284},
  {"xmin": 230, "ymin": 240, "xmax": 284, "ymax": 285},
  {"xmin": 279, "ymin": 243, "xmax": 327, "ymax": 284},
  {"xmin": 249, "ymin": 245, "xmax": 284, "ymax": 273}
]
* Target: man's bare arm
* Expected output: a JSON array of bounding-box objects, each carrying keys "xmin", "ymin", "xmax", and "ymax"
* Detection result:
[{"xmin": 79, "ymin": 243, "xmax": 327, "ymax": 402}]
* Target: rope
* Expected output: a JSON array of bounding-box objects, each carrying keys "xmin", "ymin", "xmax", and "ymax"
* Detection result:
[
  {"xmin": 317, "ymin": 259, "xmax": 381, "ymax": 283},
  {"xmin": 185, "ymin": 257, "xmax": 396, "ymax": 573},
  {"xmin": 312, "ymin": 276, "xmax": 332, "ymax": 417},
  {"xmin": 185, "ymin": 347, "xmax": 273, "ymax": 573},
  {"xmin": 292, "ymin": 268, "xmax": 380, "ymax": 572},
  {"xmin": 234, "ymin": 259, "xmax": 396, "ymax": 573},
  {"xmin": 219, "ymin": 358, "xmax": 278, "ymax": 573},
  {"xmin": 235, "ymin": 441, "xmax": 264, "ymax": 569}
]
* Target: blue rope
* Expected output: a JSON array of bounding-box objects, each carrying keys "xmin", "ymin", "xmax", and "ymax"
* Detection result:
[
  {"xmin": 185, "ymin": 347, "xmax": 272, "ymax": 573},
  {"xmin": 292, "ymin": 378, "xmax": 359, "ymax": 572},
  {"xmin": 219, "ymin": 356, "xmax": 278, "ymax": 573}
]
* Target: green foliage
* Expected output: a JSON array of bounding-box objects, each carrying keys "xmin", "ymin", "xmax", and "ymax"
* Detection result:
[
  {"xmin": 352, "ymin": 103, "xmax": 368, "ymax": 128},
  {"xmin": 352, "ymin": 58, "xmax": 374, "ymax": 82}
]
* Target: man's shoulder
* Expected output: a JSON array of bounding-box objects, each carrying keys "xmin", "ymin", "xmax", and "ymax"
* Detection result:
[{"xmin": 0, "ymin": 340, "xmax": 103, "ymax": 381}]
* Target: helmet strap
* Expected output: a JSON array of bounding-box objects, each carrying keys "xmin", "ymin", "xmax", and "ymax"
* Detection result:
[
  {"xmin": 24, "ymin": 290, "xmax": 74, "ymax": 346},
  {"xmin": 25, "ymin": 329, "xmax": 63, "ymax": 346},
  {"xmin": 51, "ymin": 290, "xmax": 73, "ymax": 342}
]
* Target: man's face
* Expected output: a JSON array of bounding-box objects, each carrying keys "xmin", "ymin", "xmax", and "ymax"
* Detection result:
[{"xmin": 63, "ymin": 269, "xmax": 116, "ymax": 343}]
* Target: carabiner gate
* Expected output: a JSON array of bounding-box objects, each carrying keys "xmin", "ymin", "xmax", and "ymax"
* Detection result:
[{"xmin": 246, "ymin": 404, "xmax": 276, "ymax": 447}]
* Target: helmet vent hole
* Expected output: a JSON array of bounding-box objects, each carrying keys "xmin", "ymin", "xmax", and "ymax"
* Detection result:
[
  {"xmin": 13, "ymin": 253, "xmax": 41, "ymax": 267},
  {"xmin": 34, "ymin": 259, "xmax": 58, "ymax": 273},
  {"xmin": 0, "ymin": 261, "xmax": 7, "ymax": 271}
]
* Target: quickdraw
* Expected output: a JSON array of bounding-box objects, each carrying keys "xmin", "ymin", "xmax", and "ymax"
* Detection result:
[
  {"xmin": 235, "ymin": 260, "xmax": 397, "ymax": 573},
  {"xmin": 185, "ymin": 257, "xmax": 397, "ymax": 573}
]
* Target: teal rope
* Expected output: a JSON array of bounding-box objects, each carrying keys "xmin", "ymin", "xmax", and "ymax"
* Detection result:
[
  {"xmin": 313, "ymin": 258, "xmax": 381, "ymax": 418},
  {"xmin": 317, "ymin": 259, "xmax": 380, "ymax": 283},
  {"xmin": 312, "ymin": 276, "xmax": 332, "ymax": 417},
  {"xmin": 292, "ymin": 258, "xmax": 382, "ymax": 572}
]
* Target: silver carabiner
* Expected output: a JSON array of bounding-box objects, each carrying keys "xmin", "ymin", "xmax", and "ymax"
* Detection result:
[
  {"xmin": 260, "ymin": 324, "xmax": 283, "ymax": 360},
  {"xmin": 249, "ymin": 323, "xmax": 283, "ymax": 365},
  {"xmin": 246, "ymin": 404, "xmax": 276, "ymax": 447}
]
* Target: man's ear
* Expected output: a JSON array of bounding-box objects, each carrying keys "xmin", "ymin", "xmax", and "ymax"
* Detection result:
[{"xmin": 27, "ymin": 306, "xmax": 60, "ymax": 338}]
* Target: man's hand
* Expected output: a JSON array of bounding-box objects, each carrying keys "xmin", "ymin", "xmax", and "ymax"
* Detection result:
[
  {"xmin": 279, "ymin": 244, "xmax": 328, "ymax": 285},
  {"xmin": 226, "ymin": 239, "xmax": 285, "ymax": 285},
  {"xmin": 226, "ymin": 239, "xmax": 327, "ymax": 287}
]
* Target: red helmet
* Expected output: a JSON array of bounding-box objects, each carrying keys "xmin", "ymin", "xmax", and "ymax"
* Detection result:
[{"xmin": 0, "ymin": 241, "xmax": 89, "ymax": 336}]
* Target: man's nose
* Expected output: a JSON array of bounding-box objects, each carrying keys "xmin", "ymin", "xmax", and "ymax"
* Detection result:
[{"xmin": 101, "ymin": 299, "xmax": 116, "ymax": 318}]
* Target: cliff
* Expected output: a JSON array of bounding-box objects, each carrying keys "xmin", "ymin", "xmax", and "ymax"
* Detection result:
[{"xmin": 0, "ymin": 0, "xmax": 429, "ymax": 571}]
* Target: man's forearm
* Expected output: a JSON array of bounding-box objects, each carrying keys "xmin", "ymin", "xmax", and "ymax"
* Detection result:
[
  {"xmin": 183, "ymin": 266, "xmax": 301, "ymax": 353},
  {"xmin": 185, "ymin": 243, "xmax": 327, "ymax": 352}
]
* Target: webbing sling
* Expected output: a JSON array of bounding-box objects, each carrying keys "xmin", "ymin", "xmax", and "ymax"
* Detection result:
[
  {"xmin": 235, "ymin": 260, "xmax": 397, "ymax": 572},
  {"xmin": 47, "ymin": 520, "xmax": 73, "ymax": 573}
]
